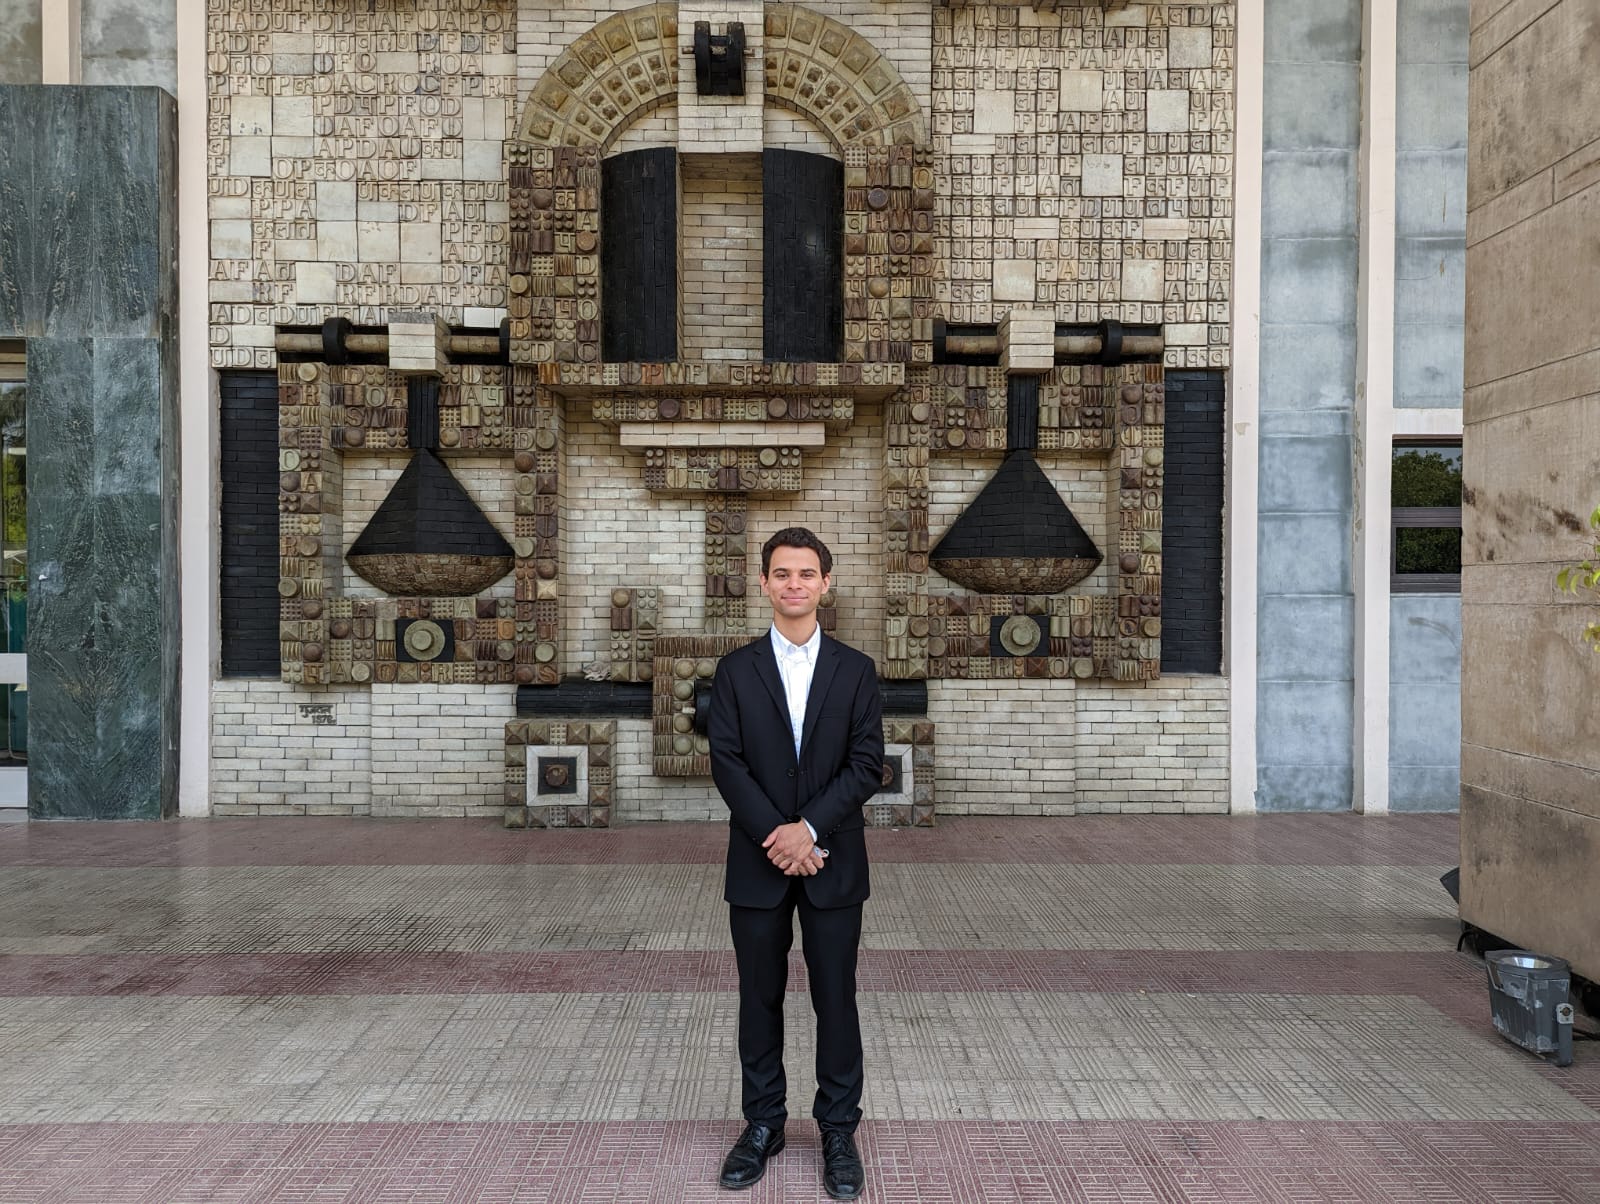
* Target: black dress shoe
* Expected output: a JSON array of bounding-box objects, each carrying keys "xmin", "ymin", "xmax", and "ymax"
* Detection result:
[
  {"xmin": 822, "ymin": 1130, "xmax": 865, "ymax": 1200},
  {"xmin": 718, "ymin": 1122, "xmax": 785, "ymax": 1190}
]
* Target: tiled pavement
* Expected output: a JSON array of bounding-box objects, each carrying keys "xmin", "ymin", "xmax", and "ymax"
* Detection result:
[{"xmin": 0, "ymin": 814, "xmax": 1595, "ymax": 1202}]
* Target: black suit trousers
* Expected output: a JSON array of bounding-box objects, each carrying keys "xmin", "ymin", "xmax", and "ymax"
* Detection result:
[{"xmin": 729, "ymin": 877, "xmax": 864, "ymax": 1134}]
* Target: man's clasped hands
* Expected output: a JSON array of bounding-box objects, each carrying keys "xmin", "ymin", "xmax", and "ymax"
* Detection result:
[{"xmin": 761, "ymin": 820, "xmax": 828, "ymax": 876}]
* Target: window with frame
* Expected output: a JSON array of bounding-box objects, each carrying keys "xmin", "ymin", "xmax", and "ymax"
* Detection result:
[{"xmin": 1391, "ymin": 440, "xmax": 1462, "ymax": 593}]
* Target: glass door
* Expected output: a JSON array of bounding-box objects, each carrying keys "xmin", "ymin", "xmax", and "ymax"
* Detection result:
[{"xmin": 0, "ymin": 341, "xmax": 25, "ymax": 811}]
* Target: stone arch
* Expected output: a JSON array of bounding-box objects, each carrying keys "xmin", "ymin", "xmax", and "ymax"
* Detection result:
[
  {"xmin": 513, "ymin": 3, "xmax": 926, "ymax": 153},
  {"xmin": 515, "ymin": 3, "xmax": 678, "ymax": 150},
  {"xmin": 763, "ymin": 5, "xmax": 927, "ymax": 149}
]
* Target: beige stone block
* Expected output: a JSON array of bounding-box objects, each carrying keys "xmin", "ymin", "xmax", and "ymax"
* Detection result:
[
  {"xmin": 296, "ymin": 262, "xmax": 337, "ymax": 305},
  {"xmin": 1059, "ymin": 70, "xmax": 1103, "ymax": 111},
  {"xmin": 273, "ymin": 96, "xmax": 313, "ymax": 138},
  {"xmin": 464, "ymin": 307, "xmax": 507, "ymax": 328},
  {"xmin": 999, "ymin": 305, "xmax": 1055, "ymax": 373},
  {"xmin": 400, "ymin": 222, "xmax": 442, "ymax": 263},
  {"xmin": 1147, "ymin": 89, "xmax": 1191, "ymax": 133},
  {"xmin": 619, "ymin": 422, "xmax": 826, "ymax": 448},
  {"xmin": 209, "ymin": 195, "xmax": 250, "ymax": 220},
  {"xmin": 317, "ymin": 221, "xmax": 358, "ymax": 261},
  {"xmin": 388, "ymin": 312, "xmax": 450, "ymax": 374},
  {"xmin": 1082, "ymin": 154, "xmax": 1124, "ymax": 196},
  {"xmin": 229, "ymin": 137, "xmax": 270, "ymax": 177},
  {"xmin": 993, "ymin": 259, "xmax": 1037, "ymax": 303},
  {"xmin": 359, "ymin": 199, "xmax": 399, "ymax": 224},
  {"xmin": 1143, "ymin": 217, "xmax": 1192, "ymax": 241},
  {"xmin": 973, "ymin": 89, "xmax": 1016, "ymax": 134},
  {"xmin": 463, "ymin": 140, "xmax": 503, "ymax": 182},
  {"xmin": 318, "ymin": 181, "xmax": 357, "ymax": 222},
  {"xmin": 229, "ymin": 96, "xmax": 272, "ymax": 137},
  {"xmin": 947, "ymin": 133, "xmax": 997, "ymax": 155},
  {"xmin": 359, "ymin": 221, "xmax": 400, "ymax": 262},
  {"xmin": 211, "ymin": 220, "xmax": 253, "ymax": 260},
  {"xmin": 1168, "ymin": 27, "xmax": 1213, "ymax": 69},
  {"xmin": 1123, "ymin": 259, "xmax": 1164, "ymax": 302}
]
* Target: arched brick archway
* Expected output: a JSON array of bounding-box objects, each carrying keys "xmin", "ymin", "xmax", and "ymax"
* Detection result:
[
  {"xmin": 512, "ymin": 2, "xmax": 927, "ymax": 152},
  {"xmin": 762, "ymin": 4, "xmax": 927, "ymax": 149},
  {"xmin": 515, "ymin": 4, "xmax": 679, "ymax": 150}
]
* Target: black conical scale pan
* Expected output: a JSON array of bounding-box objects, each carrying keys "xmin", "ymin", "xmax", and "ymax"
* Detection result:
[
  {"xmin": 929, "ymin": 375, "xmax": 1102, "ymax": 594},
  {"xmin": 346, "ymin": 377, "xmax": 514, "ymax": 597}
]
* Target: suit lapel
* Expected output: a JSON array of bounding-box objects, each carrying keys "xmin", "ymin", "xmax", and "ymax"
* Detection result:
[
  {"xmin": 751, "ymin": 633, "xmax": 791, "ymax": 741},
  {"xmin": 799, "ymin": 635, "xmax": 841, "ymax": 756}
]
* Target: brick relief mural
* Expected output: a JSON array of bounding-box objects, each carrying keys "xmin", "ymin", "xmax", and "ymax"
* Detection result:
[{"xmin": 209, "ymin": 1, "xmax": 1235, "ymax": 821}]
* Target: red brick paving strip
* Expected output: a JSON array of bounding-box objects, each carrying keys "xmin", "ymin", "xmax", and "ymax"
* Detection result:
[
  {"xmin": 0, "ymin": 948, "xmax": 1489, "ymax": 1003},
  {"xmin": 0, "ymin": 814, "xmax": 1463, "ymax": 867},
  {"xmin": 0, "ymin": 1120, "xmax": 1595, "ymax": 1204}
]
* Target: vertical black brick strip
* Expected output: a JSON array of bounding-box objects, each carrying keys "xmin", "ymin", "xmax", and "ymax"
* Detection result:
[
  {"xmin": 1007, "ymin": 374, "xmax": 1039, "ymax": 451},
  {"xmin": 407, "ymin": 376, "xmax": 439, "ymax": 450},
  {"xmin": 219, "ymin": 370, "xmax": 282, "ymax": 677},
  {"xmin": 1161, "ymin": 371, "xmax": 1225, "ymax": 675},
  {"xmin": 601, "ymin": 148, "xmax": 678, "ymax": 362},
  {"xmin": 763, "ymin": 149, "xmax": 843, "ymax": 362}
]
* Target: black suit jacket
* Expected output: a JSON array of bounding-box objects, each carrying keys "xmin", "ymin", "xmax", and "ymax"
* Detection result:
[{"xmin": 708, "ymin": 631, "xmax": 884, "ymax": 909}]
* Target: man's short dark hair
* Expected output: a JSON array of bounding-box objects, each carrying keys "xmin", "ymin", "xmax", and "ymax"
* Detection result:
[{"xmin": 761, "ymin": 527, "xmax": 833, "ymax": 576}]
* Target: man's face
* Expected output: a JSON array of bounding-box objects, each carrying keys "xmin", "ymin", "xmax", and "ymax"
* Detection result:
[{"xmin": 760, "ymin": 545, "xmax": 830, "ymax": 623}]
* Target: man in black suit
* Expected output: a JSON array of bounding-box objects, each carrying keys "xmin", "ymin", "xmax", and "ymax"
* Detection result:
[{"xmin": 708, "ymin": 526, "xmax": 883, "ymax": 1200}]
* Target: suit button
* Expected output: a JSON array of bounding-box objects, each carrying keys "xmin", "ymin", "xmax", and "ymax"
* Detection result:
[{"xmin": 786, "ymin": 769, "xmax": 796, "ymax": 778}]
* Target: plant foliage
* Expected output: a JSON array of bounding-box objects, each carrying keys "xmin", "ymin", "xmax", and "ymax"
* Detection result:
[{"xmin": 1556, "ymin": 505, "xmax": 1600, "ymax": 652}]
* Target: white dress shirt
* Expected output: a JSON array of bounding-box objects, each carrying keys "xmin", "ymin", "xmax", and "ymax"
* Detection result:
[{"xmin": 770, "ymin": 623, "xmax": 823, "ymax": 847}]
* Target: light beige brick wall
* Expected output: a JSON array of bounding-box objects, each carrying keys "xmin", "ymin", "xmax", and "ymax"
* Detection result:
[
  {"xmin": 562, "ymin": 415, "xmax": 708, "ymax": 671},
  {"xmin": 516, "ymin": 1, "xmax": 934, "ymax": 118},
  {"xmin": 610, "ymin": 108, "xmax": 678, "ymax": 157},
  {"xmin": 1075, "ymin": 677, "xmax": 1230, "ymax": 813},
  {"xmin": 208, "ymin": 0, "xmax": 516, "ymax": 369},
  {"xmin": 763, "ymin": 108, "xmax": 837, "ymax": 157},
  {"xmin": 561, "ymin": 402, "xmax": 887, "ymax": 672},
  {"xmin": 931, "ymin": 2, "xmax": 1234, "ymax": 368},
  {"xmin": 679, "ymin": 153, "xmax": 764, "ymax": 359},
  {"xmin": 745, "ymin": 401, "xmax": 887, "ymax": 664},
  {"xmin": 927, "ymin": 676, "xmax": 1230, "ymax": 817},
  {"xmin": 211, "ymin": 682, "xmax": 373, "ymax": 816},
  {"xmin": 369, "ymin": 684, "xmax": 515, "ymax": 817},
  {"xmin": 928, "ymin": 680, "xmax": 1077, "ymax": 816},
  {"xmin": 614, "ymin": 720, "xmax": 723, "ymax": 821},
  {"xmin": 341, "ymin": 455, "xmax": 518, "ymax": 599},
  {"xmin": 928, "ymin": 453, "xmax": 1115, "ymax": 597}
]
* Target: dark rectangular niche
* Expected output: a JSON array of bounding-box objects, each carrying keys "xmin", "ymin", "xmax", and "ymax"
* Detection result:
[
  {"xmin": 763, "ymin": 149, "xmax": 842, "ymax": 363},
  {"xmin": 1160, "ymin": 371, "xmax": 1225, "ymax": 675},
  {"xmin": 601, "ymin": 147, "xmax": 678, "ymax": 362},
  {"xmin": 220, "ymin": 370, "xmax": 283, "ymax": 678}
]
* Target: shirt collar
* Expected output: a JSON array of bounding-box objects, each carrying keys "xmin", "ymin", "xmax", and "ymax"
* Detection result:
[{"xmin": 770, "ymin": 623, "xmax": 821, "ymax": 662}]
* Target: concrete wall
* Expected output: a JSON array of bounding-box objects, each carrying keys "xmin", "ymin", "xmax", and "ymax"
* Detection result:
[
  {"xmin": 1385, "ymin": 0, "xmax": 1468, "ymax": 811},
  {"xmin": 0, "ymin": 0, "xmax": 42, "ymax": 85},
  {"xmin": 83, "ymin": 0, "xmax": 177, "ymax": 92},
  {"xmin": 1255, "ymin": 0, "xmax": 1361, "ymax": 810},
  {"xmin": 1388, "ymin": 594, "xmax": 1460, "ymax": 810},
  {"xmin": 1461, "ymin": 0, "xmax": 1600, "ymax": 978},
  {"xmin": 1394, "ymin": 0, "xmax": 1468, "ymax": 410}
]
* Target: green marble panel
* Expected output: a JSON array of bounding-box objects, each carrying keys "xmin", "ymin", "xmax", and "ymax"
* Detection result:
[{"xmin": 0, "ymin": 86, "xmax": 179, "ymax": 819}]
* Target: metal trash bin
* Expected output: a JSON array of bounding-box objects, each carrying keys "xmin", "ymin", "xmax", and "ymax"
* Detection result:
[{"xmin": 1484, "ymin": 950, "xmax": 1574, "ymax": 1067}]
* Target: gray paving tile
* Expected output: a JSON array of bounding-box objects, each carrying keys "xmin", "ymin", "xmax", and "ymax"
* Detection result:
[
  {"xmin": 0, "ymin": 863, "xmax": 1460, "ymax": 955},
  {"xmin": 0, "ymin": 991, "xmax": 1585, "ymax": 1126}
]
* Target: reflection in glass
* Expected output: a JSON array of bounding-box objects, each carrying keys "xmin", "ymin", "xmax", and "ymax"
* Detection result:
[
  {"xmin": 1392, "ymin": 444, "xmax": 1463, "ymax": 507},
  {"xmin": 1395, "ymin": 527, "xmax": 1462, "ymax": 575},
  {"xmin": 0, "ymin": 358, "xmax": 24, "ymax": 764}
]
